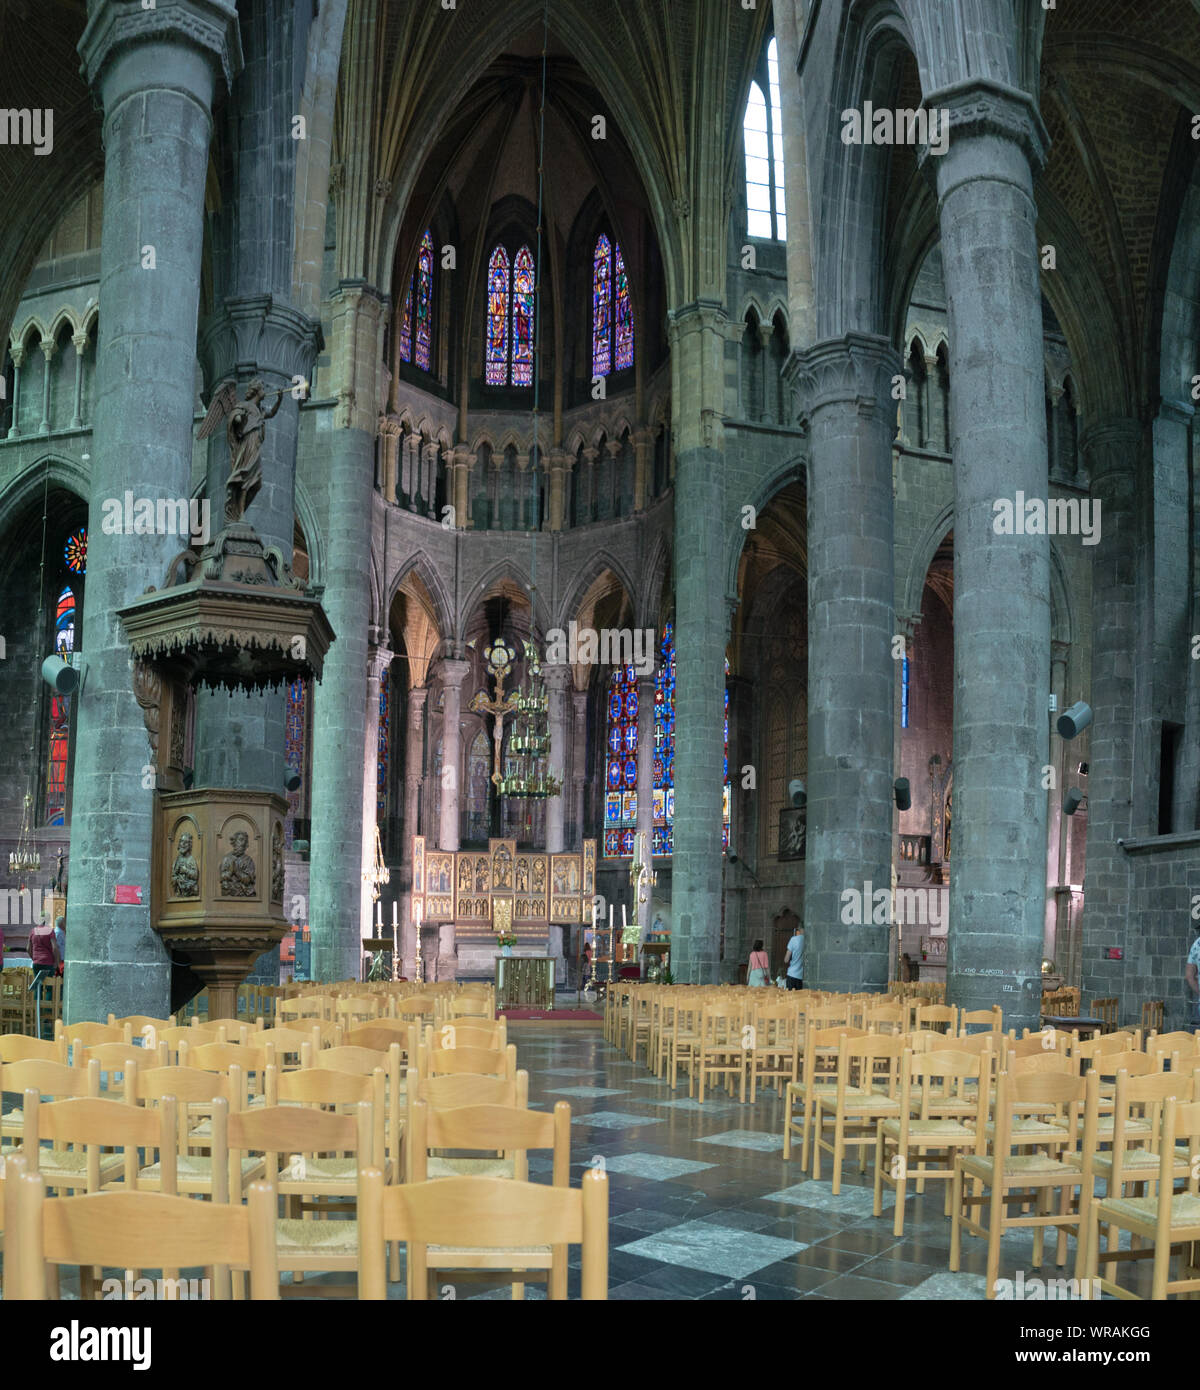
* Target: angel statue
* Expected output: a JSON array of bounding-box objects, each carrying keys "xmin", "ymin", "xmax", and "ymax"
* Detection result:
[{"xmin": 197, "ymin": 378, "xmax": 288, "ymax": 525}]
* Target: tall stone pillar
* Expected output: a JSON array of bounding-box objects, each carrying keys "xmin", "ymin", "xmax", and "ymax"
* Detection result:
[
  {"xmin": 932, "ymin": 83, "xmax": 1051, "ymax": 1030},
  {"xmin": 437, "ymin": 659, "xmax": 470, "ymax": 852},
  {"xmin": 422, "ymin": 440, "xmax": 440, "ymax": 520},
  {"xmin": 360, "ymin": 640, "xmax": 392, "ymax": 961},
  {"xmin": 70, "ymin": 332, "xmax": 88, "ymax": 429},
  {"xmin": 38, "ymin": 337, "xmax": 56, "ymax": 434},
  {"xmin": 68, "ymin": 0, "xmax": 242, "ymax": 1023},
  {"xmin": 788, "ymin": 334, "xmax": 899, "ymax": 994},
  {"xmin": 309, "ymin": 283, "xmax": 386, "ymax": 984},
  {"xmin": 635, "ymin": 671, "xmax": 656, "ymax": 929},
  {"xmin": 451, "ymin": 444, "xmax": 471, "ymax": 529},
  {"xmin": 579, "ymin": 446, "xmax": 598, "ymax": 525},
  {"xmin": 571, "ymin": 687, "xmax": 588, "ymax": 847},
  {"xmin": 544, "ymin": 664, "xmax": 570, "ymax": 854},
  {"xmin": 1079, "ymin": 418, "xmax": 1142, "ymax": 1013},
  {"xmin": 668, "ymin": 304, "xmax": 729, "ymax": 982},
  {"xmin": 6, "ymin": 346, "xmax": 23, "ymax": 439},
  {"xmin": 547, "ymin": 448, "xmax": 568, "ymax": 532},
  {"xmin": 379, "ymin": 420, "xmax": 399, "ymax": 503},
  {"xmin": 402, "ymin": 685, "xmax": 427, "ymax": 975},
  {"xmin": 633, "ymin": 427, "xmax": 653, "ymax": 513}
]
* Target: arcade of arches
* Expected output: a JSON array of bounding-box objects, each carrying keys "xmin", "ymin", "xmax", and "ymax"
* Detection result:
[{"xmin": 0, "ymin": 0, "xmax": 1197, "ymax": 1042}]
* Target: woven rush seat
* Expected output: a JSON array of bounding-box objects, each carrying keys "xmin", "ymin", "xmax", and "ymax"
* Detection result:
[
  {"xmin": 831, "ymin": 1093, "xmax": 901, "ymax": 1112},
  {"xmin": 36, "ymin": 1148, "xmax": 124, "ymax": 1181},
  {"xmin": 960, "ymin": 1151, "xmax": 1076, "ymax": 1180},
  {"xmin": 426, "ymin": 1155, "xmax": 515, "ymax": 1179},
  {"xmin": 879, "ymin": 1116, "xmax": 974, "ymax": 1140},
  {"xmin": 985, "ymin": 1117, "xmax": 1071, "ymax": 1141},
  {"xmin": 139, "ymin": 1154, "xmax": 265, "ymax": 1182},
  {"xmin": 427, "ymin": 1241, "xmax": 552, "ymax": 1262},
  {"xmin": 275, "ymin": 1217, "xmax": 360, "ymax": 1254},
  {"xmin": 1092, "ymin": 1143, "xmax": 1190, "ymax": 1175},
  {"xmin": 1097, "ymin": 1191, "xmax": 1200, "ymax": 1230}
]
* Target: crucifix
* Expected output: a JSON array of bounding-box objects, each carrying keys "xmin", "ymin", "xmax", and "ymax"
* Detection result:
[{"xmin": 469, "ymin": 638, "xmax": 520, "ymax": 790}]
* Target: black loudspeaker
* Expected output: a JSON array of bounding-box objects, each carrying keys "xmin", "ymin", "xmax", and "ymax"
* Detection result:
[
  {"xmin": 1057, "ymin": 701, "xmax": 1093, "ymax": 740},
  {"xmin": 1063, "ymin": 787, "xmax": 1084, "ymax": 816},
  {"xmin": 894, "ymin": 778, "xmax": 911, "ymax": 812}
]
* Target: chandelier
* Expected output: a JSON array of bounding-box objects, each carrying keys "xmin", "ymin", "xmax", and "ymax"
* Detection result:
[
  {"xmin": 362, "ymin": 822, "xmax": 389, "ymax": 903},
  {"xmin": 10, "ymin": 792, "xmax": 41, "ymax": 875},
  {"xmin": 471, "ymin": 638, "xmax": 562, "ymax": 801}
]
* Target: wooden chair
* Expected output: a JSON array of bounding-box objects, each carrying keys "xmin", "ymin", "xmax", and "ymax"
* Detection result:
[
  {"xmin": 1091, "ymin": 997, "xmax": 1120, "ymax": 1034},
  {"xmin": 695, "ymin": 1001, "xmax": 746, "ymax": 1103},
  {"xmin": 1078, "ymin": 1066, "xmax": 1195, "ymax": 1283},
  {"xmin": 108, "ymin": 1014, "xmax": 176, "ymax": 1043},
  {"xmin": 950, "ymin": 1069, "xmax": 1094, "ymax": 1298},
  {"xmin": 357, "ymin": 1169, "xmax": 609, "ymax": 1300},
  {"xmin": 423, "ymin": 1018, "xmax": 508, "ymax": 1052},
  {"xmin": 959, "ymin": 1007, "xmax": 1003, "ymax": 1037},
  {"xmin": 1145, "ymin": 1031, "xmax": 1200, "ymax": 1070},
  {"xmin": 56, "ymin": 1020, "xmax": 131, "ymax": 1053},
  {"xmin": 179, "ymin": 1038, "xmax": 276, "ymax": 1104},
  {"xmin": 222, "ymin": 1100, "xmax": 375, "ymax": 1295},
  {"xmin": 0, "ymin": 1148, "xmax": 28, "ymax": 1298},
  {"xmin": 0, "ymin": 1034, "xmax": 66, "ymax": 1066},
  {"xmin": 1140, "ymin": 1000, "xmax": 1165, "ymax": 1036},
  {"xmin": 1, "ymin": 1057, "xmax": 100, "ymax": 1159},
  {"xmin": 21, "ymin": 1091, "xmax": 176, "ymax": 1196},
  {"xmin": 300, "ymin": 1048, "xmax": 402, "ymax": 1178},
  {"xmin": 746, "ymin": 1002, "xmax": 801, "ymax": 1102},
  {"xmin": 914, "ymin": 1003, "xmax": 959, "ymax": 1036},
  {"xmin": 1088, "ymin": 1096, "xmax": 1200, "ymax": 1299},
  {"xmin": 10, "ymin": 1171, "xmax": 279, "ymax": 1300},
  {"xmin": 422, "ymin": 1042, "xmax": 517, "ymax": 1081},
  {"xmin": 812, "ymin": 1034, "xmax": 905, "ymax": 1192},
  {"xmin": 443, "ymin": 994, "xmax": 493, "ymax": 1022},
  {"xmin": 625, "ymin": 990, "xmax": 654, "ymax": 1065},
  {"xmin": 407, "ymin": 1098, "xmax": 571, "ymax": 1297},
  {"xmin": 131, "ymin": 1063, "xmax": 263, "ymax": 1195},
  {"xmin": 875, "ymin": 1048, "xmax": 988, "ymax": 1236},
  {"xmin": 782, "ymin": 1025, "xmax": 867, "ymax": 1168},
  {"xmin": 73, "ymin": 1040, "xmax": 168, "ymax": 1101},
  {"xmin": 666, "ymin": 999, "xmax": 702, "ymax": 1093},
  {"xmin": 252, "ymin": 1025, "xmax": 323, "ymax": 1070}
]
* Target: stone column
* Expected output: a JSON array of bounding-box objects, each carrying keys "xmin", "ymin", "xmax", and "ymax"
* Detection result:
[
  {"xmin": 5, "ymin": 346, "xmax": 23, "ymax": 438},
  {"xmin": 1079, "ymin": 417, "xmax": 1142, "ymax": 1011},
  {"xmin": 70, "ymin": 332, "xmax": 88, "ymax": 429},
  {"xmin": 39, "ymin": 337, "xmax": 56, "ymax": 435},
  {"xmin": 571, "ymin": 687, "xmax": 588, "ymax": 847},
  {"xmin": 635, "ymin": 671, "xmax": 655, "ymax": 928},
  {"xmin": 451, "ymin": 444, "xmax": 471, "ymax": 529},
  {"xmin": 668, "ymin": 304, "xmax": 729, "ymax": 982},
  {"xmin": 1046, "ymin": 638, "xmax": 1070, "ymax": 961},
  {"xmin": 633, "ymin": 427, "xmax": 653, "ymax": 513},
  {"xmin": 402, "ymin": 685, "xmax": 427, "ymax": 975},
  {"xmin": 437, "ymin": 658, "xmax": 470, "ymax": 852},
  {"xmin": 579, "ymin": 446, "xmax": 597, "ymax": 525},
  {"xmin": 67, "ymin": 0, "xmax": 242, "ymax": 1023},
  {"xmin": 422, "ymin": 440, "xmax": 440, "ymax": 520},
  {"xmin": 379, "ymin": 420, "xmax": 399, "ymax": 503},
  {"xmin": 547, "ymin": 448, "xmax": 568, "ymax": 531},
  {"xmin": 544, "ymin": 663, "xmax": 570, "ymax": 854},
  {"xmin": 309, "ymin": 282, "xmax": 386, "ymax": 984},
  {"xmin": 360, "ymin": 640, "xmax": 393, "ymax": 963},
  {"xmin": 931, "ymin": 83, "xmax": 1051, "ymax": 1030},
  {"xmin": 514, "ymin": 452, "xmax": 530, "ymax": 530},
  {"xmin": 788, "ymin": 334, "xmax": 899, "ymax": 995}
]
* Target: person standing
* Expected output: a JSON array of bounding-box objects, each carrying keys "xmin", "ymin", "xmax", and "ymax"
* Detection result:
[
  {"xmin": 1186, "ymin": 921, "xmax": 1200, "ymax": 1026},
  {"xmin": 28, "ymin": 914, "xmax": 60, "ymax": 1040},
  {"xmin": 784, "ymin": 924, "xmax": 805, "ymax": 991},
  {"xmin": 747, "ymin": 939, "xmax": 770, "ymax": 987}
]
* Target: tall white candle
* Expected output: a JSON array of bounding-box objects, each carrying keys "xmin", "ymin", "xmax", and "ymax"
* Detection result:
[
  {"xmin": 622, "ymin": 904, "xmax": 627, "ymax": 929},
  {"xmin": 609, "ymin": 904, "xmax": 614, "ymax": 930},
  {"xmin": 376, "ymin": 901, "xmax": 382, "ymax": 927},
  {"xmin": 392, "ymin": 900, "xmax": 398, "ymax": 928}
]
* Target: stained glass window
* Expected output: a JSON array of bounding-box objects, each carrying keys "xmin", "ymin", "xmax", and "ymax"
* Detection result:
[
  {"xmin": 485, "ymin": 245, "xmax": 509, "ymax": 386},
  {"xmin": 592, "ymin": 234, "xmax": 612, "ymax": 377},
  {"xmin": 398, "ymin": 288, "xmax": 413, "ymax": 363},
  {"xmin": 603, "ymin": 622, "xmax": 729, "ymax": 857},
  {"xmin": 592, "ymin": 236, "xmax": 634, "ymax": 378},
  {"xmin": 377, "ymin": 675, "xmax": 390, "ymax": 820},
  {"xmin": 414, "ymin": 229, "xmax": 434, "ymax": 371},
  {"xmin": 614, "ymin": 244, "xmax": 633, "ymax": 370},
  {"xmin": 511, "ymin": 245, "xmax": 535, "ymax": 388},
  {"xmin": 901, "ymin": 656, "xmax": 910, "ymax": 729},
  {"xmin": 64, "ymin": 529, "xmax": 86, "ymax": 575},
  {"xmin": 45, "ymin": 585, "xmax": 75, "ymax": 826}
]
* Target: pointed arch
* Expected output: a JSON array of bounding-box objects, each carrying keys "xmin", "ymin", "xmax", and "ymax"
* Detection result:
[{"xmin": 555, "ymin": 550, "xmax": 639, "ymax": 632}]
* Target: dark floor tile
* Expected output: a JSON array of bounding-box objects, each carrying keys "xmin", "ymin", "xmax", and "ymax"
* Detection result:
[
  {"xmin": 738, "ymin": 1259, "xmax": 842, "ymax": 1294},
  {"xmin": 810, "ymin": 1273, "xmax": 910, "ymax": 1300},
  {"xmin": 852, "ymin": 1255, "xmax": 945, "ymax": 1287},
  {"xmin": 607, "ymin": 1280, "xmax": 682, "ymax": 1300},
  {"xmin": 632, "ymin": 1263, "xmax": 731, "ymax": 1297},
  {"xmin": 813, "ymin": 1227, "xmax": 904, "ymax": 1257},
  {"xmin": 698, "ymin": 1280, "xmax": 803, "ymax": 1301},
  {"xmin": 790, "ymin": 1244, "xmax": 872, "ymax": 1275}
]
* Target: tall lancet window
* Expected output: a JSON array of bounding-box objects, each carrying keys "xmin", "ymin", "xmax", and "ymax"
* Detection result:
[
  {"xmin": 44, "ymin": 584, "xmax": 75, "ymax": 826},
  {"xmin": 398, "ymin": 228, "xmax": 435, "ymax": 370},
  {"xmin": 485, "ymin": 244, "xmax": 510, "ymax": 385},
  {"xmin": 592, "ymin": 235, "xmax": 635, "ymax": 377},
  {"xmin": 743, "ymin": 38, "xmax": 787, "ymax": 240},
  {"xmin": 511, "ymin": 245, "xmax": 535, "ymax": 387}
]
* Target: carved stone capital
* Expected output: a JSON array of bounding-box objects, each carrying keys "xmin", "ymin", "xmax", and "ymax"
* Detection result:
[
  {"xmin": 199, "ymin": 294, "xmax": 323, "ymax": 395},
  {"xmin": 78, "ymin": 0, "xmax": 243, "ymax": 96},
  {"xmin": 437, "ymin": 658, "xmax": 472, "ymax": 691},
  {"xmin": 786, "ymin": 333, "xmax": 902, "ymax": 419},
  {"xmin": 1079, "ymin": 416, "xmax": 1141, "ymax": 487},
  {"xmin": 920, "ymin": 78, "xmax": 1049, "ymax": 175},
  {"xmin": 367, "ymin": 646, "xmax": 394, "ymax": 683}
]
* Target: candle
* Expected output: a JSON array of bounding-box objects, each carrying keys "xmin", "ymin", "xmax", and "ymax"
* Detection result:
[
  {"xmin": 375, "ymin": 901, "xmax": 382, "ymax": 927},
  {"xmin": 609, "ymin": 905, "xmax": 613, "ymax": 930},
  {"xmin": 392, "ymin": 900, "xmax": 398, "ymax": 928},
  {"xmin": 622, "ymin": 904, "xmax": 627, "ymax": 929}
]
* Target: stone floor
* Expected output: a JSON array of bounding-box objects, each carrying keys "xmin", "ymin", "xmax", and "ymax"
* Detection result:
[
  {"xmin": 460, "ymin": 1024, "xmax": 1153, "ymax": 1301},
  {"xmin": 3, "ymin": 1022, "xmax": 1158, "ymax": 1301}
]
